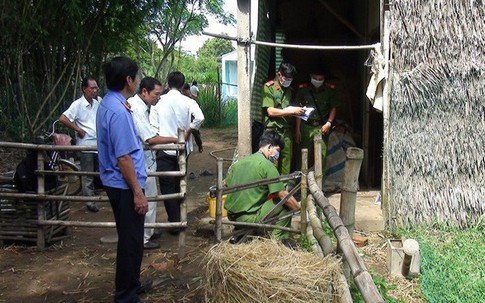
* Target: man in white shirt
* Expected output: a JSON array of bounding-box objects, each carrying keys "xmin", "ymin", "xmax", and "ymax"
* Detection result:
[
  {"xmin": 59, "ymin": 77, "xmax": 100, "ymax": 212},
  {"xmin": 150, "ymin": 72, "xmax": 204, "ymax": 232},
  {"xmin": 127, "ymin": 77, "xmax": 178, "ymax": 249}
]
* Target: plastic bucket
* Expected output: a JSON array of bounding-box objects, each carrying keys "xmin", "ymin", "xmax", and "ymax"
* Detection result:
[{"xmin": 207, "ymin": 185, "xmax": 227, "ymax": 218}]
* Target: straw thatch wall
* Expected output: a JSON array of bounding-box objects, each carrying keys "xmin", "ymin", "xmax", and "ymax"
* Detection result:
[{"xmin": 388, "ymin": 0, "xmax": 485, "ymax": 228}]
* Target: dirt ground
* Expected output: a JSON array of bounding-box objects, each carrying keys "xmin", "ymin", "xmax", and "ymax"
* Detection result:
[{"xmin": 0, "ymin": 127, "xmax": 421, "ymax": 303}]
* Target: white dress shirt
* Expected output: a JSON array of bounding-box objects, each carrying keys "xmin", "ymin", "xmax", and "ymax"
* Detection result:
[
  {"xmin": 62, "ymin": 95, "xmax": 100, "ymax": 147},
  {"xmin": 149, "ymin": 89, "xmax": 204, "ymax": 156},
  {"xmin": 127, "ymin": 94, "xmax": 157, "ymax": 189}
]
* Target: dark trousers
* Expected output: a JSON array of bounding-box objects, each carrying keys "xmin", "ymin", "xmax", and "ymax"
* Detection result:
[
  {"xmin": 105, "ymin": 186, "xmax": 144, "ymax": 303},
  {"xmin": 156, "ymin": 151, "xmax": 182, "ymax": 222},
  {"xmin": 192, "ymin": 129, "xmax": 203, "ymax": 150}
]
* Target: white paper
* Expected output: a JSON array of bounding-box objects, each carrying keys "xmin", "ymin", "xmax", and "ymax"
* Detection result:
[{"xmin": 287, "ymin": 106, "xmax": 315, "ymax": 121}]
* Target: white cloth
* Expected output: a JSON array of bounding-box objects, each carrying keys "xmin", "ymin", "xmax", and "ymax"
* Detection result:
[
  {"xmin": 62, "ymin": 95, "xmax": 99, "ymax": 146},
  {"xmin": 366, "ymin": 47, "xmax": 387, "ymax": 112},
  {"xmin": 149, "ymin": 89, "xmax": 204, "ymax": 156},
  {"xmin": 190, "ymin": 85, "xmax": 199, "ymax": 98},
  {"xmin": 127, "ymin": 94, "xmax": 159, "ymax": 243}
]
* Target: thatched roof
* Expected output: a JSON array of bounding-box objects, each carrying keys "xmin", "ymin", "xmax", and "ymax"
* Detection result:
[{"xmin": 388, "ymin": 0, "xmax": 485, "ymax": 227}]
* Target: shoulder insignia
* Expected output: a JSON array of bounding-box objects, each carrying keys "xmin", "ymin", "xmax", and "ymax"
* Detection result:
[
  {"xmin": 265, "ymin": 80, "xmax": 274, "ymax": 86},
  {"xmin": 325, "ymin": 83, "xmax": 336, "ymax": 89}
]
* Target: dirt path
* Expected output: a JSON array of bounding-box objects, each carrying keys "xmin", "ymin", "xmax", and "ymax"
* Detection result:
[{"xmin": 0, "ymin": 127, "xmax": 411, "ymax": 303}]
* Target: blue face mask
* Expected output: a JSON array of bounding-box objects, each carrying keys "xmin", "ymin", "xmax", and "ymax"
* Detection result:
[{"xmin": 269, "ymin": 150, "xmax": 280, "ymax": 163}]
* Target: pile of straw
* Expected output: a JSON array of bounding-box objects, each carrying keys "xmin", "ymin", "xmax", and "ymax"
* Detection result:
[{"xmin": 203, "ymin": 238, "xmax": 344, "ymax": 303}]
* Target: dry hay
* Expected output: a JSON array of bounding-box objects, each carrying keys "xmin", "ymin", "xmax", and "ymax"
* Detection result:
[{"xmin": 203, "ymin": 238, "xmax": 344, "ymax": 303}]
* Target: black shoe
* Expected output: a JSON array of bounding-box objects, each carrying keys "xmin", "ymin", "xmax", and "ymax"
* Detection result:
[
  {"xmin": 143, "ymin": 241, "xmax": 160, "ymax": 250},
  {"xmin": 136, "ymin": 279, "xmax": 153, "ymax": 294},
  {"xmin": 150, "ymin": 231, "xmax": 162, "ymax": 240},
  {"xmin": 198, "ymin": 146, "xmax": 203, "ymax": 153},
  {"xmin": 86, "ymin": 203, "xmax": 99, "ymax": 213},
  {"xmin": 168, "ymin": 228, "xmax": 181, "ymax": 236}
]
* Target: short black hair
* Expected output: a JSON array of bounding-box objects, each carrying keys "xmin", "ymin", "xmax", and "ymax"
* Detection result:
[
  {"xmin": 167, "ymin": 71, "xmax": 185, "ymax": 90},
  {"xmin": 259, "ymin": 130, "xmax": 285, "ymax": 150},
  {"xmin": 104, "ymin": 56, "xmax": 139, "ymax": 91},
  {"xmin": 81, "ymin": 77, "xmax": 96, "ymax": 89},
  {"xmin": 278, "ymin": 61, "xmax": 297, "ymax": 78},
  {"xmin": 138, "ymin": 77, "xmax": 162, "ymax": 94}
]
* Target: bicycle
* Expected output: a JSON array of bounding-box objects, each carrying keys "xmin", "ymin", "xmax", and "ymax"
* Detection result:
[{"xmin": 41, "ymin": 120, "xmax": 82, "ymax": 196}]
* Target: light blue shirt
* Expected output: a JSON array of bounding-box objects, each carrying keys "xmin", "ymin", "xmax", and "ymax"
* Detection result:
[{"xmin": 96, "ymin": 91, "xmax": 147, "ymax": 189}]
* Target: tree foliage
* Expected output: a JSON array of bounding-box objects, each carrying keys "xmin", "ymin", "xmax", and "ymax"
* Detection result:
[
  {"xmin": 0, "ymin": 0, "xmax": 234, "ymax": 141},
  {"xmin": 143, "ymin": 0, "xmax": 235, "ymax": 80}
]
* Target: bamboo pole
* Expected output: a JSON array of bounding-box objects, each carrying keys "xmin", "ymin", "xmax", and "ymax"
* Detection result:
[
  {"xmin": 339, "ymin": 148, "xmax": 364, "ymax": 237},
  {"xmin": 216, "ymin": 220, "xmax": 299, "ymax": 233},
  {"xmin": 177, "ymin": 128, "xmax": 187, "ymax": 257},
  {"xmin": 307, "ymin": 194, "xmax": 334, "ymax": 255},
  {"xmin": 300, "ymin": 148, "xmax": 308, "ymax": 235},
  {"xmin": 37, "ymin": 170, "xmax": 186, "ymax": 177},
  {"xmin": 0, "ymin": 142, "xmax": 183, "ymax": 151},
  {"xmin": 314, "ymin": 134, "xmax": 323, "ymax": 189},
  {"xmin": 36, "ymin": 151, "xmax": 45, "ymax": 250},
  {"xmin": 308, "ymin": 171, "xmax": 384, "ymax": 303},
  {"xmin": 215, "ymin": 157, "xmax": 224, "ymax": 242},
  {"xmin": 0, "ymin": 192, "xmax": 184, "ymax": 202},
  {"xmin": 222, "ymin": 171, "xmax": 302, "ymax": 195},
  {"xmin": 35, "ymin": 220, "xmax": 187, "ymax": 228}
]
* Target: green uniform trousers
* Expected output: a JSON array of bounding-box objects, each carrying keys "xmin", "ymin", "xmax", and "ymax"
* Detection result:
[
  {"xmin": 300, "ymin": 123, "xmax": 329, "ymax": 170},
  {"xmin": 236, "ymin": 199, "xmax": 291, "ymax": 240},
  {"xmin": 278, "ymin": 130, "xmax": 293, "ymax": 176}
]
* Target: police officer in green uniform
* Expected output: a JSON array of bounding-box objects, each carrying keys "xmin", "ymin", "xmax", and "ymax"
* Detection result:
[
  {"xmin": 262, "ymin": 61, "xmax": 305, "ymax": 176},
  {"xmin": 295, "ymin": 67, "xmax": 339, "ymax": 169},
  {"xmin": 224, "ymin": 130, "xmax": 300, "ymax": 240}
]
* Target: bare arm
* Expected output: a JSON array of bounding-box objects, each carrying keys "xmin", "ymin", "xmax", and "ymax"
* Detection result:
[
  {"xmin": 278, "ymin": 190, "xmax": 300, "ymax": 211},
  {"xmin": 146, "ymin": 135, "xmax": 178, "ymax": 145},
  {"xmin": 58, "ymin": 114, "xmax": 86, "ymax": 138},
  {"xmin": 117, "ymin": 154, "xmax": 148, "ymax": 215},
  {"xmin": 320, "ymin": 107, "xmax": 337, "ymax": 135},
  {"xmin": 266, "ymin": 106, "xmax": 305, "ymax": 117}
]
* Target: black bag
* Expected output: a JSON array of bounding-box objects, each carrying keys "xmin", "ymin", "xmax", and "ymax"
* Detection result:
[
  {"xmin": 251, "ymin": 119, "xmax": 269, "ymax": 153},
  {"xmin": 14, "ymin": 139, "xmax": 58, "ymax": 193}
]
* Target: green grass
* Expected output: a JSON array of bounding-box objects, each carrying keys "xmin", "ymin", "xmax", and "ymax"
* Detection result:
[
  {"xmin": 198, "ymin": 87, "xmax": 237, "ymax": 127},
  {"xmin": 401, "ymin": 221, "xmax": 485, "ymax": 303}
]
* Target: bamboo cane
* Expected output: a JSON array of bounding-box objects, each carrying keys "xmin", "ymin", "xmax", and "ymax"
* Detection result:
[
  {"xmin": 300, "ymin": 148, "xmax": 308, "ymax": 236},
  {"xmin": 339, "ymin": 147, "xmax": 364, "ymax": 237},
  {"xmin": 307, "ymin": 194, "xmax": 334, "ymax": 255},
  {"xmin": 177, "ymin": 128, "xmax": 187, "ymax": 257},
  {"xmin": 308, "ymin": 171, "xmax": 384, "ymax": 303}
]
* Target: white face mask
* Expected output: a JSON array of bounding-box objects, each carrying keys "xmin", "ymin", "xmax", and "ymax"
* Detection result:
[
  {"xmin": 311, "ymin": 78, "xmax": 324, "ymax": 88},
  {"xmin": 269, "ymin": 150, "xmax": 280, "ymax": 163},
  {"xmin": 280, "ymin": 79, "xmax": 292, "ymax": 88}
]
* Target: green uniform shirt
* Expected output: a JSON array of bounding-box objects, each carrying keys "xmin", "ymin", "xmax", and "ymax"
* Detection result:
[
  {"xmin": 295, "ymin": 84, "xmax": 339, "ymax": 124},
  {"xmin": 224, "ymin": 152, "xmax": 285, "ymax": 214},
  {"xmin": 262, "ymin": 77, "xmax": 295, "ymax": 129}
]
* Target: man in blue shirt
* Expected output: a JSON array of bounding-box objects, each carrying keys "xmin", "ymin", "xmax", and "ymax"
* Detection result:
[{"xmin": 96, "ymin": 56, "xmax": 148, "ymax": 303}]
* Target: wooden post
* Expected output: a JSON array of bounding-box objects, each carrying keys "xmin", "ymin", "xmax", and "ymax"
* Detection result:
[
  {"xmin": 339, "ymin": 147, "xmax": 364, "ymax": 237},
  {"xmin": 215, "ymin": 157, "xmax": 224, "ymax": 242},
  {"xmin": 300, "ymin": 148, "xmax": 308, "ymax": 235},
  {"xmin": 381, "ymin": 10, "xmax": 393, "ymax": 230},
  {"xmin": 36, "ymin": 151, "xmax": 46, "ymax": 250},
  {"xmin": 236, "ymin": 0, "xmax": 252, "ymax": 159},
  {"xmin": 177, "ymin": 128, "xmax": 187, "ymax": 257},
  {"xmin": 308, "ymin": 171, "xmax": 384, "ymax": 303},
  {"xmin": 313, "ymin": 134, "xmax": 323, "ymax": 189}
]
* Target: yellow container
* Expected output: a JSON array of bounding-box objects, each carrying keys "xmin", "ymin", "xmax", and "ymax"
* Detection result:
[{"xmin": 207, "ymin": 191, "xmax": 227, "ymax": 218}]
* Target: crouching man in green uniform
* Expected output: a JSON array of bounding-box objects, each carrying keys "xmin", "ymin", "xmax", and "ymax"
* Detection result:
[
  {"xmin": 262, "ymin": 61, "xmax": 305, "ymax": 176},
  {"xmin": 295, "ymin": 67, "xmax": 339, "ymax": 169},
  {"xmin": 224, "ymin": 131, "xmax": 300, "ymax": 240}
]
